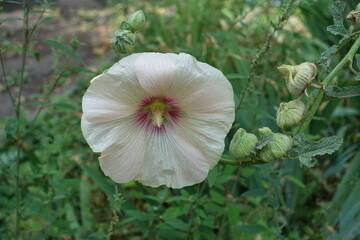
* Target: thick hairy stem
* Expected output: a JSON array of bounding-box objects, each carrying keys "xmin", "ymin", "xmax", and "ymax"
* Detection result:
[{"xmin": 296, "ymin": 36, "xmax": 360, "ymax": 134}]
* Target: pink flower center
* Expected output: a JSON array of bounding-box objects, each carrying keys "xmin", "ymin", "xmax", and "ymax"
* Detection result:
[{"xmin": 136, "ymin": 96, "xmax": 181, "ymax": 129}]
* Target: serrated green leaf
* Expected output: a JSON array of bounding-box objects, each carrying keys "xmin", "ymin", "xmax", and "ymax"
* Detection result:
[
  {"xmin": 256, "ymin": 133, "xmax": 272, "ymax": 150},
  {"xmin": 43, "ymin": 40, "xmax": 84, "ymax": 64},
  {"xmin": 325, "ymin": 84, "xmax": 360, "ymax": 98},
  {"xmin": 294, "ymin": 134, "xmax": 343, "ymax": 167},
  {"xmin": 326, "ymin": 0, "xmax": 349, "ymax": 37}
]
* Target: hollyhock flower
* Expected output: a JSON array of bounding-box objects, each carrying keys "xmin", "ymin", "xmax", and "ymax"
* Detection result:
[{"xmin": 81, "ymin": 52, "xmax": 235, "ymax": 188}]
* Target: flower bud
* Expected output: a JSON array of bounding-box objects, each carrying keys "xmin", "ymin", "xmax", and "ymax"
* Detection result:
[
  {"xmin": 110, "ymin": 30, "xmax": 136, "ymax": 54},
  {"xmin": 278, "ymin": 62, "xmax": 317, "ymax": 95},
  {"xmin": 258, "ymin": 127, "xmax": 292, "ymax": 162},
  {"xmin": 127, "ymin": 10, "xmax": 145, "ymax": 31},
  {"xmin": 120, "ymin": 21, "xmax": 133, "ymax": 31},
  {"xmin": 229, "ymin": 128, "xmax": 258, "ymax": 159},
  {"xmin": 347, "ymin": 3, "xmax": 360, "ymax": 24},
  {"xmin": 276, "ymin": 100, "xmax": 305, "ymax": 130}
]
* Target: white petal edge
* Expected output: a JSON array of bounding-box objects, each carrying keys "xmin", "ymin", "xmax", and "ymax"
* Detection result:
[
  {"xmin": 136, "ymin": 127, "xmax": 210, "ymax": 188},
  {"xmin": 98, "ymin": 126, "xmax": 147, "ymax": 183},
  {"xmin": 174, "ymin": 84, "xmax": 234, "ymax": 167},
  {"xmin": 81, "ymin": 114, "xmax": 142, "ymax": 153},
  {"xmin": 83, "ymin": 54, "xmax": 148, "ymax": 123}
]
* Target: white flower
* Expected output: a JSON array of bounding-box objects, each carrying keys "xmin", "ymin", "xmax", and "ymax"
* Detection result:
[{"xmin": 81, "ymin": 53, "xmax": 235, "ymax": 188}]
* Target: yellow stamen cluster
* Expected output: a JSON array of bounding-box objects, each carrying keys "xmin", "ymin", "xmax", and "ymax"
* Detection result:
[{"xmin": 149, "ymin": 99, "xmax": 169, "ymax": 127}]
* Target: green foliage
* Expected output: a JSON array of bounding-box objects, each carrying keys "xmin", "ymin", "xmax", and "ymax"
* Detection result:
[
  {"xmin": 293, "ymin": 134, "xmax": 343, "ymax": 167},
  {"xmin": 325, "ymin": 83, "xmax": 360, "ymax": 98},
  {"xmin": 0, "ymin": 0, "xmax": 360, "ymax": 239},
  {"xmin": 326, "ymin": 0, "xmax": 349, "ymax": 37}
]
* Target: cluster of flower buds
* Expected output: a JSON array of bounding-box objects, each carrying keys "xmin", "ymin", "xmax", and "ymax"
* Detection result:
[
  {"xmin": 111, "ymin": 10, "xmax": 145, "ymax": 55},
  {"xmin": 277, "ymin": 62, "xmax": 317, "ymax": 95},
  {"xmin": 229, "ymin": 127, "xmax": 292, "ymax": 162},
  {"xmin": 276, "ymin": 99, "xmax": 305, "ymax": 131},
  {"xmin": 258, "ymin": 127, "xmax": 292, "ymax": 162}
]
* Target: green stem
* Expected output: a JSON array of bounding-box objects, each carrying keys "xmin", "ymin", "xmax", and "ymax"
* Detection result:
[
  {"xmin": 15, "ymin": 1, "xmax": 30, "ymax": 239},
  {"xmin": 296, "ymin": 35, "xmax": 360, "ymax": 134},
  {"xmin": 0, "ymin": 52, "xmax": 15, "ymax": 106},
  {"xmin": 219, "ymin": 158, "xmax": 268, "ymax": 166}
]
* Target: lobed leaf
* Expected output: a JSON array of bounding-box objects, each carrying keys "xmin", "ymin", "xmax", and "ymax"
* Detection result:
[
  {"xmin": 294, "ymin": 134, "xmax": 343, "ymax": 167},
  {"xmin": 326, "ymin": 0, "xmax": 349, "ymax": 37}
]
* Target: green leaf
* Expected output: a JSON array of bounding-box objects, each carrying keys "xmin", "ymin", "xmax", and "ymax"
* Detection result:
[
  {"xmin": 326, "ymin": 0, "xmax": 349, "ymax": 37},
  {"xmin": 317, "ymin": 45, "xmax": 337, "ymax": 71},
  {"xmin": 294, "ymin": 134, "xmax": 343, "ymax": 167},
  {"xmin": 0, "ymin": 18, "xmax": 22, "ymax": 24},
  {"xmin": 43, "ymin": 40, "xmax": 84, "ymax": 64},
  {"xmin": 355, "ymin": 54, "xmax": 360, "ymax": 72},
  {"xmin": 163, "ymin": 218, "xmax": 189, "ymax": 231},
  {"xmin": 285, "ymin": 175, "xmax": 305, "ymax": 188},
  {"xmin": 241, "ymin": 189, "xmax": 267, "ymax": 197},
  {"xmin": 236, "ymin": 224, "xmax": 268, "ymax": 234},
  {"xmin": 34, "ymin": 51, "xmax": 41, "ymax": 62},
  {"xmin": 325, "ymin": 84, "xmax": 360, "ymax": 98}
]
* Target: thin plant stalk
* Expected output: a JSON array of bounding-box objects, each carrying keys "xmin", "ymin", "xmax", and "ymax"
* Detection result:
[{"xmin": 14, "ymin": 1, "xmax": 30, "ymax": 238}]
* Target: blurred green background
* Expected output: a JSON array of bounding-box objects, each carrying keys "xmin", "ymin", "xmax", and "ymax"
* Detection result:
[{"xmin": 0, "ymin": 0, "xmax": 360, "ymax": 239}]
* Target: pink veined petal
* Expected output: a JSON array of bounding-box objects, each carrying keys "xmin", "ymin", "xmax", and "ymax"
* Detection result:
[
  {"xmin": 136, "ymin": 127, "xmax": 210, "ymax": 188},
  {"xmin": 83, "ymin": 54, "xmax": 148, "ymax": 123},
  {"xmin": 81, "ymin": 114, "xmax": 143, "ymax": 153},
  {"xmin": 135, "ymin": 53, "xmax": 177, "ymax": 96},
  {"xmin": 98, "ymin": 126, "xmax": 147, "ymax": 183}
]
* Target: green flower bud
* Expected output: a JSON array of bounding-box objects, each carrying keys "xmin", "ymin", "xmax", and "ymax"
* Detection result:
[
  {"xmin": 120, "ymin": 21, "xmax": 133, "ymax": 31},
  {"xmin": 229, "ymin": 128, "xmax": 258, "ymax": 159},
  {"xmin": 127, "ymin": 10, "xmax": 145, "ymax": 31},
  {"xmin": 258, "ymin": 127, "xmax": 292, "ymax": 162},
  {"xmin": 276, "ymin": 100, "xmax": 305, "ymax": 130},
  {"xmin": 110, "ymin": 30, "xmax": 136, "ymax": 54},
  {"xmin": 278, "ymin": 62, "xmax": 317, "ymax": 95}
]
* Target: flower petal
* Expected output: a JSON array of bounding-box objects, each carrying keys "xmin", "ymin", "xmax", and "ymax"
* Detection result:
[
  {"xmin": 81, "ymin": 114, "xmax": 141, "ymax": 153},
  {"xmin": 135, "ymin": 53, "xmax": 177, "ymax": 96},
  {"xmin": 98, "ymin": 127, "xmax": 147, "ymax": 183},
  {"xmin": 174, "ymin": 84, "xmax": 235, "ymax": 167},
  {"xmin": 83, "ymin": 54, "xmax": 147, "ymax": 123},
  {"xmin": 136, "ymin": 127, "xmax": 210, "ymax": 188}
]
